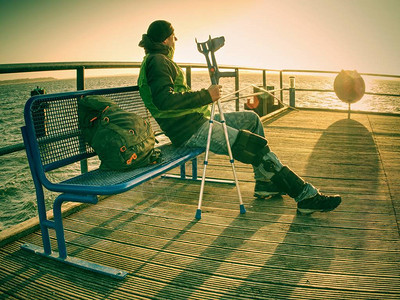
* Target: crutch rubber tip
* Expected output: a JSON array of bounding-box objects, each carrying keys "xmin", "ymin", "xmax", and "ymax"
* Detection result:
[
  {"xmin": 195, "ymin": 209, "xmax": 202, "ymax": 220},
  {"xmin": 240, "ymin": 204, "xmax": 246, "ymax": 214}
]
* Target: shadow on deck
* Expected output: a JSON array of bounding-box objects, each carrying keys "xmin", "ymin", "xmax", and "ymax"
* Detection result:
[{"xmin": 1, "ymin": 109, "xmax": 399, "ymax": 299}]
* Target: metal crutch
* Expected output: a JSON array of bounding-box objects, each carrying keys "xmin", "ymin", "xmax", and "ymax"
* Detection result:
[{"xmin": 195, "ymin": 36, "xmax": 245, "ymax": 220}]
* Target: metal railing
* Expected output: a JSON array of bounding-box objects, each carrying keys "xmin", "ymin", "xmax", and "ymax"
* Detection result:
[
  {"xmin": 1, "ymin": 62, "xmax": 399, "ymax": 157},
  {"xmin": 280, "ymin": 69, "xmax": 400, "ymax": 105}
]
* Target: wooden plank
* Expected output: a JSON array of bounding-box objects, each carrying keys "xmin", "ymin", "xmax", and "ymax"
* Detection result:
[
  {"xmin": 55, "ymin": 217, "xmax": 400, "ymax": 276},
  {"xmin": 9, "ymin": 231, "xmax": 400, "ymax": 298},
  {"xmin": 75, "ymin": 194, "xmax": 400, "ymax": 240}
]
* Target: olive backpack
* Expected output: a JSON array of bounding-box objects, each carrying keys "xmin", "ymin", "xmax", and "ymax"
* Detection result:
[{"xmin": 78, "ymin": 95, "xmax": 161, "ymax": 171}]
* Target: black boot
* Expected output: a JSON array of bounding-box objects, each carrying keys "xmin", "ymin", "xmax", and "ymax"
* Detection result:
[
  {"xmin": 297, "ymin": 193, "xmax": 341, "ymax": 214},
  {"xmin": 271, "ymin": 166, "xmax": 341, "ymax": 214},
  {"xmin": 254, "ymin": 180, "xmax": 285, "ymax": 198}
]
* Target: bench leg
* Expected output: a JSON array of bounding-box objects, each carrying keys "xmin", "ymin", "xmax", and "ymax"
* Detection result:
[
  {"xmin": 36, "ymin": 184, "xmax": 52, "ymax": 255},
  {"xmin": 21, "ymin": 126, "xmax": 52, "ymax": 255},
  {"xmin": 21, "ymin": 243, "xmax": 128, "ymax": 279},
  {"xmin": 180, "ymin": 163, "xmax": 186, "ymax": 179},
  {"xmin": 192, "ymin": 158, "xmax": 197, "ymax": 180},
  {"xmin": 21, "ymin": 193, "xmax": 128, "ymax": 280},
  {"xmin": 52, "ymin": 193, "xmax": 99, "ymax": 259}
]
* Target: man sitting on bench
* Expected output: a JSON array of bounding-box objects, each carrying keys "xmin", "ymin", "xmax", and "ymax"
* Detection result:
[{"xmin": 137, "ymin": 20, "xmax": 341, "ymax": 214}]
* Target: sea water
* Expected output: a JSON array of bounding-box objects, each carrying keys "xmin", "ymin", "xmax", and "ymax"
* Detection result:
[{"xmin": 0, "ymin": 72, "xmax": 399, "ymax": 231}]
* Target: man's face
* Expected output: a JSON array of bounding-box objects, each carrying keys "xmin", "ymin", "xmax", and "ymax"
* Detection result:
[{"xmin": 163, "ymin": 33, "xmax": 177, "ymax": 49}]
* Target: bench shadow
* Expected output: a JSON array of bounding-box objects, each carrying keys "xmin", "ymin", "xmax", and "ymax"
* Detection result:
[
  {"xmin": 4, "ymin": 247, "xmax": 125, "ymax": 298},
  {"xmin": 66, "ymin": 180, "xmax": 184, "ymax": 256},
  {"xmin": 219, "ymin": 214, "xmax": 335, "ymax": 299},
  {"xmin": 150, "ymin": 194, "xmax": 286, "ymax": 299}
]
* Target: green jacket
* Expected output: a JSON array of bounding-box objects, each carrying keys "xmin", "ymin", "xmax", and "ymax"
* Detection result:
[{"xmin": 138, "ymin": 36, "xmax": 212, "ymax": 146}]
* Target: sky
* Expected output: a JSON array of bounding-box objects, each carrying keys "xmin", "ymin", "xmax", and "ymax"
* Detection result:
[{"xmin": 0, "ymin": 0, "xmax": 399, "ymax": 79}]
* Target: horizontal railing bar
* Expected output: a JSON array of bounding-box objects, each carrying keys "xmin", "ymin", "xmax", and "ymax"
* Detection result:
[
  {"xmin": 2, "ymin": 62, "xmax": 399, "ymax": 79},
  {"xmin": 295, "ymin": 88, "xmax": 400, "ymax": 97},
  {"xmin": 0, "ymin": 62, "xmax": 142, "ymax": 73},
  {"xmin": 281, "ymin": 69, "xmax": 400, "ymax": 79},
  {"xmin": 2, "ymin": 62, "xmax": 399, "ymax": 80},
  {"xmin": 180, "ymin": 64, "xmax": 281, "ymax": 72}
]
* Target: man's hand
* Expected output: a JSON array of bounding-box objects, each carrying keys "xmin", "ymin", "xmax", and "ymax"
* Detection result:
[{"xmin": 208, "ymin": 85, "xmax": 222, "ymax": 102}]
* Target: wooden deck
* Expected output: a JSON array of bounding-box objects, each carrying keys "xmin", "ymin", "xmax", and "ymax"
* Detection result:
[{"xmin": 1, "ymin": 109, "xmax": 399, "ymax": 299}]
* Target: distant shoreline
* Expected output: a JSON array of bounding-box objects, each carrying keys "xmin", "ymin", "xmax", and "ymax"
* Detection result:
[{"xmin": 0, "ymin": 77, "xmax": 57, "ymax": 86}]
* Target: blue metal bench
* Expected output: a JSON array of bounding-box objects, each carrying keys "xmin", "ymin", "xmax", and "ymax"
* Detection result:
[{"xmin": 20, "ymin": 85, "xmax": 206, "ymax": 279}]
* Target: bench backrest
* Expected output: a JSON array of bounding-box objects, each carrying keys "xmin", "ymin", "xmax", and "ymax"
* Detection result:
[{"xmin": 24, "ymin": 86, "xmax": 161, "ymax": 172}]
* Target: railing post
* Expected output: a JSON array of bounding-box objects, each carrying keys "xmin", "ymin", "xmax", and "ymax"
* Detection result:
[
  {"xmin": 279, "ymin": 70, "xmax": 283, "ymax": 104},
  {"xmin": 235, "ymin": 68, "xmax": 239, "ymax": 111},
  {"xmin": 289, "ymin": 76, "xmax": 296, "ymax": 107},
  {"xmin": 77, "ymin": 67, "xmax": 88, "ymax": 174},
  {"xmin": 262, "ymin": 70, "xmax": 267, "ymax": 88},
  {"xmin": 77, "ymin": 66, "xmax": 85, "ymax": 90},
  {"xmin": 186, "ymin": 66, "xmax": 192, "ymax": 88}
]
